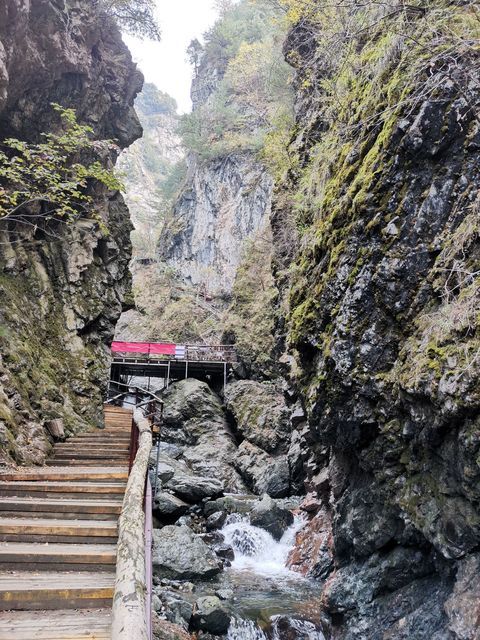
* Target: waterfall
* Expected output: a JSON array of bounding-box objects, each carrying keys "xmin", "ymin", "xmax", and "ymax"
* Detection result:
[
  {"xmin": 227, "ymin": 617, "xmax": 326, "ymax": 640},
  {"xmin": 221, "ymin": 514, "xmax": 306, "ymax": 576},
  {"xmin": 228, "ymin": 619, "xmax": 268, "ymax": 640}
]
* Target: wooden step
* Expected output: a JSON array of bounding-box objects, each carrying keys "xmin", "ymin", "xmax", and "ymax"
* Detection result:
[
  {"xmin": 0, "ymin": 608, "xmax": 111, "ymax": 638},
  {"xmin": 0, "ymin": 497, "xmax": 122, "ymax": 520},
  {"xmin": 46, "ymin": 460, "xmax": 129, "ymax": 467},
  {"xmin": 0, "ymin": 542, "xmax": 116, "ymax": 571},
  {"xmin": 54, "ymin": 444, "xmax": 130, "ymax": 452},
  {"xmin": 0, "ymin": 468, "xmax": 128, "ymax": 482},
  {"xmin": 51, "ymin": 453, "xmax": 130, "ymax": 461},
  {"xmin": 0, "ymin": 517, "xmax": 118, "ymax": 543},
  {"xmin": 0, "ymin": 481, "xmax": 127, "ymax": 499},
  {"xmin": 67, "ymin": 429, "xmax": 131, "ymax": 442},
  {"xmin": 0, "ymin": 571, "xmax": 114, "ymax": 610}
]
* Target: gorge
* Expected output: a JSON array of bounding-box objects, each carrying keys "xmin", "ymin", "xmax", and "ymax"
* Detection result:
[{"xmin": 0, "ymin": 1, "xmax": 479, "ymax": 640}]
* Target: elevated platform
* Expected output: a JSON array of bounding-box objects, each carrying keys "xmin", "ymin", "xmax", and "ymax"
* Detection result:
[{"xmin": 110, "ymin": 341, "xmax": 237, "ymax": 387}]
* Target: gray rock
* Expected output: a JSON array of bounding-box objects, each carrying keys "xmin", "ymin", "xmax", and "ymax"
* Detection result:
[
  {"xmin": 215, "ymin": 588, "xmax": 234, "ymax": 601},
  {"xmin": 192, "ymin": 596, "xmax": 231, "ymax": 635},
  {"xmin": 213, "ymin": 544, "xmax": 235, "ymax": 561},
  {"xmin": 206, "ymin": 511, "xmax": 227, "ymax": 531},
  {"xmin": 234, "ymin": 441, "xmax": 290, "ymax": 498},
  {"xmin": 166, "ymin": 472, "xmax": 224, "ymax": 502},
  {"xmin": 250, "ymin": 494, "xmax": 294, "ymax": 540},
  {"xmin": 204, "ymin": 494, "xmax": 257, "ymax": 517},
  {"xmin": 153, "ymin": 492, "xmax": 190, "ymax": 519},
  {"xmin": 156, "ymin": 461, "xmax": 176, "ymax": 484},
  {"xmin": 153, "ymin": 526, "xmax": 222, "ymax": 580},
  {"xmin": 224, "ymin": 380, "xmax": 291, "ymax": 453},
  {"xmin": 161, "ymin": 591, "xmax": 194, "ymax": 629}
]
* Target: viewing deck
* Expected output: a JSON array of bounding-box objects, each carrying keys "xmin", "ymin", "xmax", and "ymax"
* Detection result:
[{"xmin": 110, "ymin": 341, "xmax": 237, "ymax": 388}]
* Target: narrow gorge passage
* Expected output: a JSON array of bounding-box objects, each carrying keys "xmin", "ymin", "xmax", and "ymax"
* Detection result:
[{"xmin": 0, "ymin": 1, "xmax": 479, "ymax": 640}]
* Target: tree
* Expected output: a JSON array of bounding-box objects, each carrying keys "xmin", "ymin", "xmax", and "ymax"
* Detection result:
[
  {"xmin": 0, "ymin": 104, "xmax": 124, "ymax": 226},
  {"xmin": 187, "ymin": 39, "xmax": 204, "ymax": 73},
  {"xmin": 100, "ymin": 0, "xmax": 161, "ymax": 40}
]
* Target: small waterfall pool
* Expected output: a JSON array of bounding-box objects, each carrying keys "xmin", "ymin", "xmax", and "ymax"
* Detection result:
[{"xmin": 214, "ymin": 515, "xmax": 326, "ymax": 640}]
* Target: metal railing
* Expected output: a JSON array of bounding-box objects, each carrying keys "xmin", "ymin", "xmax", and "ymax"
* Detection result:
[{"xmin": 112, "ymin": 342, "xmax": 237, "ymax": 363}]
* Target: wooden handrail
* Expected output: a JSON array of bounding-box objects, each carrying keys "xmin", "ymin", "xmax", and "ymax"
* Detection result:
[{"xmin": 111, "ymin": 409, "xmax": 153, "ymax": 640}]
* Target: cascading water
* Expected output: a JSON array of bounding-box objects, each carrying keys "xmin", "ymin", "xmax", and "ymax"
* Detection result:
[
  {"xmin": 221, "ymin": 515, "xmax": 326, "ymax": 640},
  {"xmin": 221, "ymin": 515, "xmax": 306, "ymax": 575}
]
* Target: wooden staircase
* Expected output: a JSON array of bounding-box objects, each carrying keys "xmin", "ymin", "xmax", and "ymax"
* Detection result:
[{"xmin": 0, "ymin": 405, "xmax": 133, "ymax": 640}]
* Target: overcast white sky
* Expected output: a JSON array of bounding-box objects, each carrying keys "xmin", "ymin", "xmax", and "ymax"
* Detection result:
[{"xmin": 124, "ymin": 0, "xmax": 219, "ymax": 114}]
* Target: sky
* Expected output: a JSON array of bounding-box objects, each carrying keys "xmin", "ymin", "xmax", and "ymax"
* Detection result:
[{"xmin": 124, "ymin": 0, "xmax": 219, "ymax": 114}]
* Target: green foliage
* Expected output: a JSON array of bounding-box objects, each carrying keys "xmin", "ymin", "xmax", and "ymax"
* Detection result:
[
  {"xmin": 101, "ymin": 0, "xmax": 161, "ymax": 40},
  {"xmin": 179, "ymin": 0, "xmax": 294, "ymax": 161},
  {"xmin": 223, "ymin": 225, "xmax": 277, "ymax": 376},
  {"xmin": 136, "ymin": 83, "xmax": 177, "ymax": 116},
  {"xmin": 0, "ymin": 104, "xmax": 123, "ymax": 224}
]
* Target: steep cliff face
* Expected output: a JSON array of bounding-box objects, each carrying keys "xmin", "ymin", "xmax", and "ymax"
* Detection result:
[
  {"xmin": 0, "ymin": 0, "xmax": 142, "ymax": 466},
  {"xmin": 160, "ymin": 44, "xmax": 273, "ymax": 298},
  {"xmin": 272, "ymin": 2, "xmax": 480, "ymax": 637},
  {"xmin": 118, "ymin": 83, "xmax": 183, "ymax": 257},
  {"xmin": 163, "ymin": 153, "xmax": 272, "ymax": 295}
]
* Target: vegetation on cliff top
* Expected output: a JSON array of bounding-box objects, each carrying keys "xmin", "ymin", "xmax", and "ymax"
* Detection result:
[{"xmin": 179, "ymin": 0, "xmax": 294, "ymax": 161}]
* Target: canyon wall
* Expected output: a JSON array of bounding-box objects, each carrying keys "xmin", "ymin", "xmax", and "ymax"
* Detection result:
[
  {"xmin": 271, "ymin": 2, "xmax": 480, "ymax": 637},
  {"xmin": 159, "ymin": 42, "xmax": 273, "ymax": 298},
  {"xmin": 0, "ymin": 0, "xmax": 142, "ymax": 465}
]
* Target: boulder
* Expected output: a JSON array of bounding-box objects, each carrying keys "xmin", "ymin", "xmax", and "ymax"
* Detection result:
[
  {"xmin": 224, "ymin": 381, "xmax": 291, "ymax": 453},
  {"xmin": 250, "ymin": 494, "xmax": 294, "ymax": 540},
  {"xmin": 152, "ymin": 616, "xmax": 192, "ymax": 640},
  {"xmin": 153, "ymin": 492, "xmax": 190, "ymax": 520},
  {"xmin": 166, "ymin": 472, "xmax": 224, "ymax": 502},
  {"xmin": 160, "ymin": 591, "xmax": 194, "ymax": 629},
  {"xmin": 234, "ymin": 441, "xmax": 290, "ymax": 498},
  {"xmin": 162, "ymin": 379, "xmax": 226, "ymax": 443},
  {"xmin": 153, "ymin": 526, "xmax": 222, "ymax": 580},
  {"xmin": 192, "ymin": 596, "xmax": 231, "ymax": 635},
  {"xmin": 213, "ymin": 543, "xmax": 235, "ymax": 561},
  {"xmin": 204, "ymin": 494, "xmax": 257, "ymax": 517},
  {"xmin": 206, "ymin": 511, "xmax": 227, "ymax": 531}
]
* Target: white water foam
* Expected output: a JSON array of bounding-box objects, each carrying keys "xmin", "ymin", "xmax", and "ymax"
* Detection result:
[
  {"xmin": 227, "ymin": 616, "xmax": 325, "ymax": 640},
  {"xmin": 221, "ymin": 514, "xmax": 307, "ymax": 577}
]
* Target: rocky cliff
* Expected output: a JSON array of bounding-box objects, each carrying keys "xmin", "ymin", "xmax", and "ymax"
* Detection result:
[
  {"xmin": 118, "ymin": 82, "xmax": 183, "ymax": 259},
  {"xmin": 160, "ymin": 37, "xmax": 273, "ymax": 298},
  {"xmin": 271, "ymin": 2, "xmax": 480, "ymax": 638},
  {"xmin": 0, "ymin": 0, "xmax": 142, "ymax": 465}
]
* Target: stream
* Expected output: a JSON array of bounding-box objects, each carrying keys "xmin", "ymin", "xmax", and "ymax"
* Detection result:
[{"xmin": 215, "ymin": 515, "xmax": 325, "ymax": 640}]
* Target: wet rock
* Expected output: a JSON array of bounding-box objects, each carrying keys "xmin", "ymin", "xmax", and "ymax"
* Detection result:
[
  {"xmin": 215, "ymin": 588, "xmax": 234, "ymax": 601},
  {"xmin": 160, "ymin": 591, "xmax": 194, "ymax": 629},
  {"xmin": 204, "ymin": 494, "xmax": 257, "ymax": 517},
  {"xmin": 166, "ymin": 472, "xmax": 224, "ymax": 502},
  {"xmin": 206, "ymin": 511, "xmax": 227, "ymax": 531},
  {"xmin": 444, "ymin": 553, "xmax": 480, "ymax": 639},
  {"xmin": 192, "ymin": 596, "xmax": 231, "ymax": 635},
  {"xmin": 224, "ymin": 381, "xmax": 291, "ymax": 453},
  {"xmin": 234, "ymin": 441, "xmax": 290, "ymax": 498},
  {"xmin": 323, "ymin": 547, "xmax": 434, "ymax": 613},
  {"xmin": 153, "ymin": 526, "xmax": 222, "ymax": 580},
  {"xmin": 153, "ymin": 492, "xmax": 190, "ymax": 520},
  {"xmin": 200, "ymin": 532, "xmax": 225, "ymax": 545},
  {"xmin": 213, "ymin": 544, "xmax": 235, "ymax": 561},
  {"xmin": 152, "ymin": 616, "xmax": 192, "ymax": 640},
  {"xmin": 287, "ymin": 508, "xmax": 333, "ymax": 579},
  {"xmin": 270, "ymin": 616, "xmax": 327, "ymax": 640},
  {"xmin": 250, "ymin": 494, "xmax": 294, "ymax": 541}
]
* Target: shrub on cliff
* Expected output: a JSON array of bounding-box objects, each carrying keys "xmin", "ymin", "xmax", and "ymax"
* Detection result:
[{"xmin": 0, "ymin": 104, "xmax": 123, "ymax": 228}]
